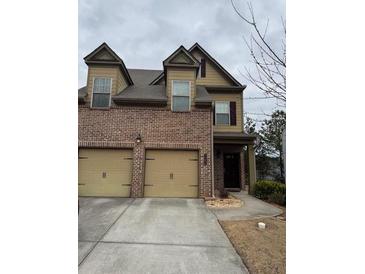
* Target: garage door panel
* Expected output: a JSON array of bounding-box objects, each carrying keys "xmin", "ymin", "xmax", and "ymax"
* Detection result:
[
  {"xmin": 78, "ymin": 149, "xmax": 132, "ymax": 197},
  {"xmin": 144, "ymin": 150, "xmax": 198, "ymax": 198}
]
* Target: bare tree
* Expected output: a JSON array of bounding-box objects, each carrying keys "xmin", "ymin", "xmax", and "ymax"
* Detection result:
[{"xmin": 231, "ymin": 1, "xmax": 286, "ymax": 104}]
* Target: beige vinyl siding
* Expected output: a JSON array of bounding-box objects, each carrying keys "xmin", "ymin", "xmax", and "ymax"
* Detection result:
[
  {"xmin": 166, "ymin": 68, "xmax": 196, "ymax": 108},
  {"xmin": 78, "ymin": 149, "xmax": 133, "ymax": 197},
  {"xmin": 212, "ymin": 93, "xmax": 243, "ymax": 132},
  {"xmin": 144, "ymin": 150, "xmax": 198, "ymax": 198},
  {"xmin": 86, "ymin": 65, "xmax": 128, "ymax": 101},
  {"xmin": 116, "ymin": 68, "xmax": 128, "ymax": 93},
  {"xmin": 191, "ymin": 49, "xmax": 233, "ymax": 86}
]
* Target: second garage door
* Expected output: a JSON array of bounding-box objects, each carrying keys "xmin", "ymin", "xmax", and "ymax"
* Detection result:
[
  {"xmin": 78, "ymin": 149, "xmax": 133, "ymax": 197},
  {"xmin": 144, "ymin": 150, "xmax": 199, "ymax": 198}
]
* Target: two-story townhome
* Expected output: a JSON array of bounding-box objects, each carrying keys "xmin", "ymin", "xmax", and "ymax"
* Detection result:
[{"xmin": 78, "ymin": 42, "xmax": 256, "ymax": 198}]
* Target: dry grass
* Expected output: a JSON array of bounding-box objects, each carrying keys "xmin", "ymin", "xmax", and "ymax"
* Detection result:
[
  {"xmin": 205, "ymin": 195, "xmax": 243, "ymax": 208},
  {"xmin": 220, "ymin": 218, "xmax": 286, "ymax": 274}
]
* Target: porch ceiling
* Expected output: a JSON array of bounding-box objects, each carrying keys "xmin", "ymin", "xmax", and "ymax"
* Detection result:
[{"xmin": 213, "ymin": 132, "xmax": 256, "ymax": 145}]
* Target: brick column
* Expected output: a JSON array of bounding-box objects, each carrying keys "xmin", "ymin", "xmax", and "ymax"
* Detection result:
[{"xmin": 130, "ymin": 142, "xmax": 145, "ymax": 198}]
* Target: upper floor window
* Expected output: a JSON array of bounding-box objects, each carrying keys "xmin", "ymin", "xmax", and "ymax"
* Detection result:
[
  {"xmin": 215, "ymin": 101, "xmax": 230, "ymax": 125},
  {"xmin": 172, "ymin": 80, "xmax": 190, "ymax": 111},
  {"xmin": 92, "ymin": 77, "xmax": 112, "ymax": 108}
]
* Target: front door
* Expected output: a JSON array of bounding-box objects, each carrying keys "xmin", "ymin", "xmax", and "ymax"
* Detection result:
[{"xmin": 223, "ymin": 153, "xmax": 240, "ymax": 188}]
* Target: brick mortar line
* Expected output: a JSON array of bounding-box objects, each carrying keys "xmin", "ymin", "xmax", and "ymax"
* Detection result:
[{"xmin": 78, "ymin": 199, "xmax": 136, "ymax": 267}]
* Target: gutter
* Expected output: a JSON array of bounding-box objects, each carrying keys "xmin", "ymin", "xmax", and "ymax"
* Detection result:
[
  {"xmin": 112, "ymin": 97, "xmax": 168, "ymax": 105},
  {"xmin": 195, "ymin": 100, "xmax": 213, "ymax": 106}
]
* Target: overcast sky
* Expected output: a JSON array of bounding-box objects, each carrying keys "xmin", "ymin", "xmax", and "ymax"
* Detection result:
[{"xmin": 79, "ymin": 0, "xmax": 285, "ymax": 126}]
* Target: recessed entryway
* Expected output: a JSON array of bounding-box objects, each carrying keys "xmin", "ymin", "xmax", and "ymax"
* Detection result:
[
  {"xmin": 223, "ymin": 153, "xmax": 240, "ymax": 189},
  {"xmin": 144, "ymin": 150, "xmax": 199, "ymax": 198},
  {"xmin": 78, "ymin": 149, "xmax": 133, "ymax": 197}
]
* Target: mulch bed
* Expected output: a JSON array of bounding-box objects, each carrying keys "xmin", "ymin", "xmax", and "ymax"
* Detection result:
[{"xmin": 205, "ymin": 195, "xmax": 243, "ymax": 208}]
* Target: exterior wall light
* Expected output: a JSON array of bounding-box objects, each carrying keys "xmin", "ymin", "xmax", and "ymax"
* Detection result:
[{"xmin": 136, "ymin": 133, "xmax": 142, "ymax": 143}]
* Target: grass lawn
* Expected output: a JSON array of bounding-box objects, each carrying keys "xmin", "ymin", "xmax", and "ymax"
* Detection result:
[{"xmin": 220, "ymin": 217, "xmax": 286, "ymax": 274}]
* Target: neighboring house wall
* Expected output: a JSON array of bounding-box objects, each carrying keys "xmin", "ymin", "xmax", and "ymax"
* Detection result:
[
  {"xmin": 166, "ymin": 68, "xmax": 197, "ymax": 108},
  {"xmin": 78, "ymin": 105, "xmax": 213, "ymax": 197},
  {"xmin": 211, "ymin": 92, "xmax": 243, "ymax": 132},
  {"xmin": 86, "ymin": 65, "xmax": 128, "ymax": 101},
  {"xmin": 191, "ymin": 49, "xmax": 233, "ymax": 86}
]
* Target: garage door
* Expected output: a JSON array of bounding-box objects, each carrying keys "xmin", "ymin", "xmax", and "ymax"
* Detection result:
[
  {"xmin": 78, "ymin": 149, "xmax": 133, "ymax": 197},
  {"xmin": 144, "ymin": 150, "xmax": 198, "ymax": 198}
]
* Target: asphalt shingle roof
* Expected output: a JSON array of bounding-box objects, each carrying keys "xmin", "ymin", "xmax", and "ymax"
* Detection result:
[
  {"xmin": 79, "ymin": 68, "xmax": 216, "ymax": 105},
  {"xmin": 195, "ymin": 85, "xmax": 213, "ymax": 103},
  {"xmin": 127, "ymin": 69, "xmax": 163, "ymax": 87}
]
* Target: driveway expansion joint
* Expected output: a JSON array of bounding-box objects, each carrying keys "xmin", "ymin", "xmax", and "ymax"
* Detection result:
[{"xmin": 98, "ymin": 240, "xmax": 230, "ymax": 249}]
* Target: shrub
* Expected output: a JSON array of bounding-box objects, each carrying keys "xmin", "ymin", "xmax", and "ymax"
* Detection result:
[
  {"xmin": 268, "ymin": 192, "xmax": 286, "ymax": 206},
  {"xmin": 254, "ymin": 180, "xmax": 285, "ymax": 200}
]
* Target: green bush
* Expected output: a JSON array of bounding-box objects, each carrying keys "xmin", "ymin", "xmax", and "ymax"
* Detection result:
[
  {"xmin": 254, "ymin": 180, "xmax": 285, "ymax": 200},
  {"xmin": 268, "ymin": 192, "xmax": 286, "ymax": 206}
]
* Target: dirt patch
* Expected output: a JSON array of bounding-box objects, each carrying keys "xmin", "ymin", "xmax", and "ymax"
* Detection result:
[
  {"xmin": 220, "ymin": 218, "xmax": 286, "ymax": 274},
  {"xmin": 205, "ymin": 195, "xmax": 243, "ymax": 208}
]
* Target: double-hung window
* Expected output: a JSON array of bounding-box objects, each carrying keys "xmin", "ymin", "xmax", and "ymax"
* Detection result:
[
  {"xmin": 92, "ymin": 77, "xmax": 112, "ymax": 108},
  {"xmin": 172, "ymin": 80, "xmax": 190, "ymax": 111},
  {"xmin": 215, "ymin": 101, "xmax": 230, "ymax": 125}
]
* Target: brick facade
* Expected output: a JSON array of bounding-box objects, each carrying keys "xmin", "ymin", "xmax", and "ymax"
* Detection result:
[{"xmin": 79, "ymin": 105, "xmax": 213, "ymax": 198}]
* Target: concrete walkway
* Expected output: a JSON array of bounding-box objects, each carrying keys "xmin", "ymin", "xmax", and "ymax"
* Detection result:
[
  {"xmin": 209, "ymin": 191, "xmax": 283, "ymax": 220},
  {"xmin": 79, "ymin": 198, "xmax": 248, "ymax": 274}
]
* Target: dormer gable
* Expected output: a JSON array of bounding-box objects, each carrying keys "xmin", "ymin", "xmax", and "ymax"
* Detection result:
[
  {"xmin": 163, "ymin": 46, "xmax": 200, "ymax": 68},
  {"xmin": 84, "ymin": 42, "xmax": 134, "ymax": 85}
]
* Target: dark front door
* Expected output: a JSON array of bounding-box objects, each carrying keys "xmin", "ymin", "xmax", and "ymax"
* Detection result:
[{"xmin": 223, "ymin": 153, "xmax": 240, "ymax": 188}]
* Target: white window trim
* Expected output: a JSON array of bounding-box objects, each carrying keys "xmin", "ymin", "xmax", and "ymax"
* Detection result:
[
  {"xmin": 171, "ymin": 80, "xmax": 191, "ymax": 112},
  {"xmin": 91, "ymin": 77, "xmax": 113, "ymax": 108},
  {"xmin": 215, "ymin": 101, "xmax": 230, "ymax": 125}
]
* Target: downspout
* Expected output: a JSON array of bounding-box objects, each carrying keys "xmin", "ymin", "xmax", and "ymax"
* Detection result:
[{"xmin": 211, "ymin": 102, "xmax": 215, "ymax": 198}]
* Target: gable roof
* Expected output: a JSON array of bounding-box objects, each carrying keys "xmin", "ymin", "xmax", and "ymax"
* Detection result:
[
  {"xmin": 163, "ymin": 45, "xmax": 200, "ymax": 68},
  {"xmin": 84, "ymin": 42, "xmax": 134, "ymax": 85},
  {"xmin": 150, "ymin": 43, "xmax": 244, "ymax": 87},
  {"xmin": 188, "ymin": 42, "xmax": 242, "ymax": 86}
]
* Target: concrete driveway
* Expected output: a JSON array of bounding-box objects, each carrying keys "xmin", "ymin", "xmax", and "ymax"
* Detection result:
[{"xmin": 79, "ymin": 198, "xmax": 248, "ymax": 274}]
